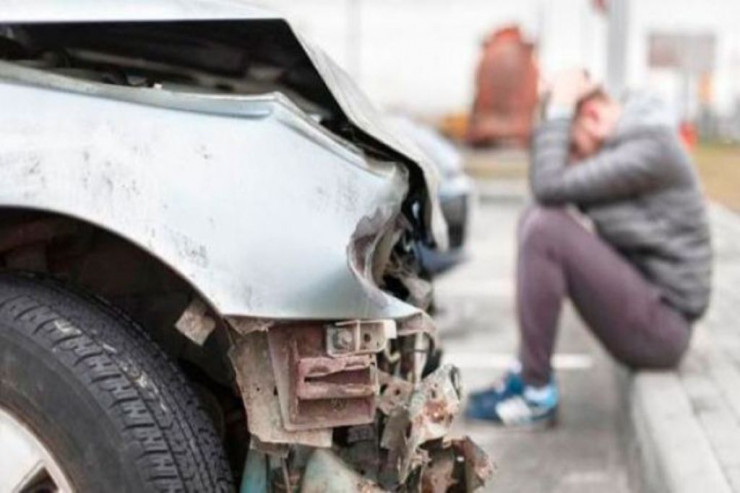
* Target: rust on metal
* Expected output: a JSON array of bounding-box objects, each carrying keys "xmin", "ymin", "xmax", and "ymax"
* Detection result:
[
  {"xmin": 325, "ymin": 319, "xmax": 396, "ymax": 357},
  {"xmin": 455, "ymin": 436, "xmax": 496, "ymax": 490},
  {"xmin": 227, "ymin": 316, "xmax": 275, "ymax": 335},
  {"xmin": 421, "ymin": 437, "xmax": 494, "ymax": 492},
  {"xmin": 420, "ymin": 447, "xmax": 457, "ymax": 493},
  {"xmin": 228, "ymin": 324, "xmax": 493, "ymax": 491},
  {"xmin": 250, "ymin": 436, "xmax": 290, "ymax": 459},
  {"xmin": 268, "ymin": 324, "xmax": 379, "ymax": 431},
  {"xmin": 377, "ymin": 371, "xmax": 413, "ymax": 416},
  {"xmin": 301, "ymin": 449, "xmax": 385, "ymax": 493},
  {"xmin": 296, "ymin": 354, "xmax": 377, "ymax": 400},
  {"xmin": 381, "ymin": 365, "xmax": 463, "ymax": 483},
  {"xmin": 227, "ymin": 331, "xmax": 332, "ymax": 448}
]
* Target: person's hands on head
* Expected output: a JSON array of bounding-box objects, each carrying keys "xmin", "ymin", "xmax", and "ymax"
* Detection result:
[
  {"xmin": 540, "ymin": 69, "xmax": 598, "ymax": 108},
  {"xmin": 570, "ymin": 85, "xmax": 622, "ymax": 161},
  {"xmin": 548, "ymin": 69, "xmax": 598, "ymax": 107},
  {"xmin": 539, "ymin": 68, "xmax": 621, "ymax": 161}
]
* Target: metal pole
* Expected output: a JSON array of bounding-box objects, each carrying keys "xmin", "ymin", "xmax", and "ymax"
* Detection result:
[{"xmin": 606, "ymin": 0, "xmax": 629, "ymax": 96}]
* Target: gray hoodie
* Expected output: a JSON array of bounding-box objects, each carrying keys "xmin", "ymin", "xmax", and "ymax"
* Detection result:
[{"xmin": 530, "ymin": 93, "xmax": 712, "ymax": 320}]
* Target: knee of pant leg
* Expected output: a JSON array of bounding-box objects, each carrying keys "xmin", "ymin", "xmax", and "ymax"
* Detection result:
[
  {"xmin": 519, "ymin": 206, "xmax": 569, "ymax": 251},
  {"xmin": 652, "ymin": 339, "xmax": 691, "ymax": 370},
  {"xmin": 618, "ymin": 337, "xmax": 690, "ymax": 371},
  {"xmin": 623, "ymin": 353, "xmax": 684, "ymax": 371}
]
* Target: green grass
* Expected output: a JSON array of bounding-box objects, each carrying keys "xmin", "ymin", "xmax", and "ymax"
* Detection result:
[
  {"xmin": 462, "ymin": 142, "xmax": 740, "ymax": 213},
  {"xmin": 692, "ymin": 143, "xmax": 740, "ymax": 212}
]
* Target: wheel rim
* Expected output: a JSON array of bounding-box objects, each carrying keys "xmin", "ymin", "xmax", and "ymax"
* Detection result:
[{"xmin": 0, "ymin": 406, "xmax": 74, "ymax": 493}]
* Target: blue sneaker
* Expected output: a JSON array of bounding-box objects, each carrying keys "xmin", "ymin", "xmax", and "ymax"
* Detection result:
[
  {"xmin": 466, "ymin": 372, "xmax": 559, "ymax": 429},
  {"xmin": 467, "ymin": 369, "xmax": 525, "ymax": 410}
]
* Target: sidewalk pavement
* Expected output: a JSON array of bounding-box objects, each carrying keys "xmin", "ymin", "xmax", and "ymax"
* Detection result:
[
  {"xmin": 436, "ymin": 179, "xmax": 740, "ymax": 492},
  {"xmin": 435, "ymin": 180, "xmax": 631, "ymax": 493},
  {"xmin": 629, "ymin": 204, "xmax": 740, "ymax": 493}
]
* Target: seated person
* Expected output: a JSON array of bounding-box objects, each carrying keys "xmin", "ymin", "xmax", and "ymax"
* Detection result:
[{"xmin": 466, "ymin": 70, "xmax": 713, "ymax": 428}]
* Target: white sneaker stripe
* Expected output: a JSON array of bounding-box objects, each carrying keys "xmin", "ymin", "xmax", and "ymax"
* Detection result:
[{"xmin": 496, "ymin": 397, "xmax": 534, "ymax": 425}]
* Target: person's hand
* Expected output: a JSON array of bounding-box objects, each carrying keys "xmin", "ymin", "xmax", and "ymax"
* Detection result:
[{"xmin": 545, "ymin": 69, "xmax": 599, "ymax": 107}]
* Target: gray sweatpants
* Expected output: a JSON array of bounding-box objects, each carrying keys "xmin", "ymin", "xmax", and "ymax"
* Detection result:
[{"xmin": 517, "ymin": 206, "xmax": 691, "ymax": 386}]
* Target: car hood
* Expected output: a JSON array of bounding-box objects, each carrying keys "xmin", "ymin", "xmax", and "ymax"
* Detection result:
[
  {"xmin": 298, "ymin": 41, "xmax": 447, "ymax": 248},
  {"xmin": 1, "ymin": 0, "xmax": 447, "ymax": 249}
]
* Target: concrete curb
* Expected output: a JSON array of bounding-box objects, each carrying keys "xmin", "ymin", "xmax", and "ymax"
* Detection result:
[
  {"xmin": 472, "ymin": 180, "xmax": 738, "ymax": 492},
  {"xmin": 629, "ymin": 371, "xmax": 732, "ymax": 493},
  {"xmin": 626, "ymin": 204, "xmax": 740, "ymax": 493}
]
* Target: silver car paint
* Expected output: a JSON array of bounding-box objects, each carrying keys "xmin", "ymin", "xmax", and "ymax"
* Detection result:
[
  {"xmin": 0, "ymin": 1, "xmax": 451, "ymax": 321},
  {"xmin": 299, "ymin": 43, "xmax": 448, "ymax": 248},
  {"xmin": 0, "ymin": 63, "xmax": 421, "ymax": 320},
  {"xmin": 0, "ymin": 0, "xmax": 447, "ymax": 248}
]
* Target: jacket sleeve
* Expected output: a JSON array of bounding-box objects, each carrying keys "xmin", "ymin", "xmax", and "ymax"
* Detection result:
[{"xmin": 530, "ymin": 118, "xmax": 670, "ymax": 205}]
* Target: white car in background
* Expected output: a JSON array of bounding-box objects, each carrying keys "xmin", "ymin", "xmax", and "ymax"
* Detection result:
[{"xmin": 389, "ymin": 115, "xmax": 474, "ymax": 275}]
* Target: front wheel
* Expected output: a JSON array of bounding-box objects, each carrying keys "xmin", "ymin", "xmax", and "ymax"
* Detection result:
[{"xmin": 0, "ymin": 274, "xmax": 234, "ymax": 492}]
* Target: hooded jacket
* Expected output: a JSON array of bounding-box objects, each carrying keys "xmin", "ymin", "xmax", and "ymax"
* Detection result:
[{"xmin": 530, "ymin": 92, "xmax": 712, "ymax": 320}]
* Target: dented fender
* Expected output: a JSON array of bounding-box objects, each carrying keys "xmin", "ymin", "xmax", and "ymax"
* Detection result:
[{"xmin": 0, "ymin": 63, "xmax": 422, "ymax": 321}]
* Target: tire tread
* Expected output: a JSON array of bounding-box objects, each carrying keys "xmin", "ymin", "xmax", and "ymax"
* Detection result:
[{"xmin": 0, "ymin": 273, "xmax": 233, "ymax": 492}]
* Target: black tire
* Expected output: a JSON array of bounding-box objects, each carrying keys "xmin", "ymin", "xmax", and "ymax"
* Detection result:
[{"xmin": 0, "ymin": 273, "xmax": 234, "ymax": 492}]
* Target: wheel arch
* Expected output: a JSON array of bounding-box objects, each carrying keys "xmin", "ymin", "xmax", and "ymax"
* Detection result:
[{"xmin": 0, "ymin": 206, "xmax": 235, "ymax": 385}]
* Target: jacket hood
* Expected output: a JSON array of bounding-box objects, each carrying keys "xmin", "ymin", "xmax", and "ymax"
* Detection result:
[{"xmin": 617, "ymin": 91, "xmax": 679, "ymax": 135}]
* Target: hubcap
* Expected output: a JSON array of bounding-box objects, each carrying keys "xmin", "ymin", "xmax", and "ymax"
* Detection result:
[{"xmin": 0, "ymin": 406, "xmax": 74, "ymax": 493}]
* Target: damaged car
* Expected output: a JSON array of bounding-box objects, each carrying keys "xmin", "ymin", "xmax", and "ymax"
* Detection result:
[
  {"xmin": 0, "ymin": 2, "xmax": 492, "ymax": 492},
  {"xmin": 388, "ymin": 115, "xmax": 474, "ymax": 276}
]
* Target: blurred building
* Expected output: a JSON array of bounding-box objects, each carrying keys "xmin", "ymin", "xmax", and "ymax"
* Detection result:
[
  {"xmin": 628, "ymin": 0, "xmax": 740, "ymax": 137},
  {"xmin": 262, "ymin": 0, "xmax": 740, "ymax": 134},
  {"xmin": 262, "ymin": 0, "xmax": 605, "ymax": 119}
]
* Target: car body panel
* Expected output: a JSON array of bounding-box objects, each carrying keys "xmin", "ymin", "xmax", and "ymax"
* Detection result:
[
  {"xmin": 0, "ymin": 1, "xmax": 447, "ymax": 249},
  {"xmin": 0, "ymin": 63, "xmax": 420, "ymax": 320},
  {"xmin": 0, "ymin": 6, "xmax": 494, "ymax": 488},
  {"xmin": 388, "ymin": 116, "xmax": 473, "ymax": 274},
  {"xmin": 299, "ymin": 43, "xmax": 448, "ymax": 248}
]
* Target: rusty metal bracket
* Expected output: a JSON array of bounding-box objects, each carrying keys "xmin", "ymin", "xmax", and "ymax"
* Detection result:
[
  {"xmin": 268, "ymin": 324, "xmax": 379, "ymax": 431},
  {"xmin": 325, "ymin": 319, "xmax": 396, "ymax": 357},
  {"xmin": 380, "ymin": 364, "xmax": 464, "ymax": 483},
  {"xmin": 228, "ymin": 331, "xmax": 332, "ymax": 448},
  {"xmin": 377, "ymin": 371, "xmax": 413, "ymax": 416}
]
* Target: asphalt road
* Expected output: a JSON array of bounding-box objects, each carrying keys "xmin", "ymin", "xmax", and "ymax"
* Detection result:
[{"xmin": 435, "ymin": 183, "xmax": 633, "ymax": 493}]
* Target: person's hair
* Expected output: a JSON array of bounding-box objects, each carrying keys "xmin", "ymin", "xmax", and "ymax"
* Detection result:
[{"xmin": 575, "ymin": 88, "xmax": 609, "ymax": 119}]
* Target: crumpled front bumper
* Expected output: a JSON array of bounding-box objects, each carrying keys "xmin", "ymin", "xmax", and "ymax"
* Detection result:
[{"xmin": 226, "ymin": 320, "xmax": 494, "ymax": 492}]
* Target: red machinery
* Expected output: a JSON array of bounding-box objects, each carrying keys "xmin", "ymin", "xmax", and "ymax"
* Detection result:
[{"xmin": 467, "ymin": 26, "xmax": 539, "ymax": 147}]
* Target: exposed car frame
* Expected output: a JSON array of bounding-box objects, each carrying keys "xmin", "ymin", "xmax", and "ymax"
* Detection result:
[{"xmin": 389, "ymin": 115, "xmax": 474, "ymax": 275}]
